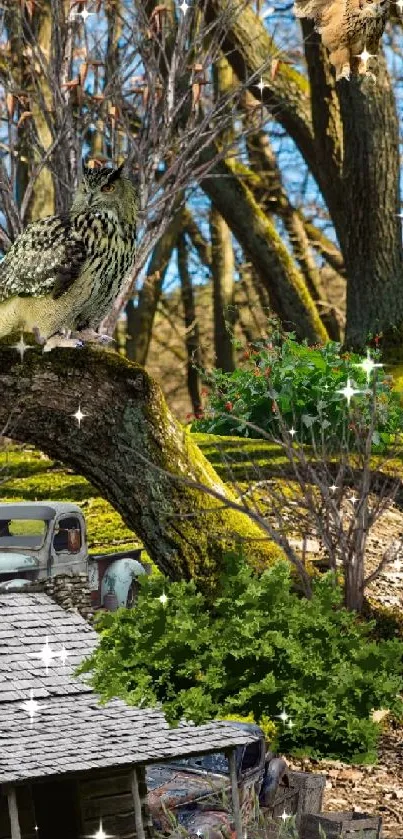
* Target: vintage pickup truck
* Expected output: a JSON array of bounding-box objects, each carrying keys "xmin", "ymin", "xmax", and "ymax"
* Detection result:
[
  {"xmin": 0, "ymin": 501, "xmax": 149, "ymax": 610},
  {"xmin": 146, "ymin": 722, "xmax": 326, "ymax": 838}
]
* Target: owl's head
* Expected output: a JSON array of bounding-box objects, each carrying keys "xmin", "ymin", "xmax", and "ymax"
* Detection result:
[
  {"xmin": 357, "ymin": 0, "xmax": 388, "ymax": 17},
  {"xmin": 71, "ymin": 162, "xmax": 138, "ymax": 224}
]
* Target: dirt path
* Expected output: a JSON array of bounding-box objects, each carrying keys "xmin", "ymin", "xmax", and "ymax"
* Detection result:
[{"xmin": 285, "ymin": 722, "xmax": 403, "ymax": 838}]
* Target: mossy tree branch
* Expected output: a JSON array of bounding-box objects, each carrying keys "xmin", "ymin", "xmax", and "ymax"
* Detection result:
[{"xmin": 0, "ymin": 343, "xmax": 284, "ymax": 593}]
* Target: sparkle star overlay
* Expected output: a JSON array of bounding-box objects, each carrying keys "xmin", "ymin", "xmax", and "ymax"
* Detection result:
[
  {"xmin": 73, "ymin": 404, "xmax": 87, "ymax": 427},
  {"xmin": 70, "ymin": 3, "xmax": 94, "ymax": 22},
  {"xmin": 13, "ymin": 332, "xmax": 32, "ymax": 361},
  {"xmin": 336, "ymin": 377, "xmax": 366, "ymax": 407},
  {"xmin": 20, "ymin": 689, "xmax": 44, "ymax": 726},
  {"xmin": 28, "ymin": 636, "xmax": 71, "ymax": 671},
  {"xmin": 88, "ymin": 819, "xmax": 114, "ymax": 839},
  {"xmin": 353, "ymin": 350, "xmax": 383, "ymax": 384}
]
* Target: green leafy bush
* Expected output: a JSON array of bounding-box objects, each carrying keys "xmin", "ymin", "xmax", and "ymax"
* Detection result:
[
  {"xmin": 193, "ymin": 330, "xmax": 402, "ymax": 451},
  {"xmin": 78, "ymin": 554, "xmax": 403, "ymax": 764}
]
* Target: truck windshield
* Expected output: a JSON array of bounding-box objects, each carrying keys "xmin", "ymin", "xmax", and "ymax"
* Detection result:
[
  {"xmin": 171, "ymin": 753, "xmax": 229, "ymax": 775},
  {"xmin": 0, "ymin": 519, "xmax": 47, "ymax": 549}
]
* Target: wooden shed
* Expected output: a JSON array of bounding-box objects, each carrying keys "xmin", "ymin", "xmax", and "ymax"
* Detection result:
[{"xmin": 0, "ymin": 593, "xmax": 257, "ymax": 839}]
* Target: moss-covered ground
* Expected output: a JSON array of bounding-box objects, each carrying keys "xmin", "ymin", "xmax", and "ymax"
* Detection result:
[{"xmin": 1, "ymin": 442, "xmax": 150, "ymax": 557}]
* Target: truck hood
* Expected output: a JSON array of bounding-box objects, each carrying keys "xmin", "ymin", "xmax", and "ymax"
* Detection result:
[
  {"xmin": 146, "ymin": 764, "xmax": 227, "ymax": 816},
  {"xmin": 0, "ymin": 553, "xmax": 39, "ymax": 573}
]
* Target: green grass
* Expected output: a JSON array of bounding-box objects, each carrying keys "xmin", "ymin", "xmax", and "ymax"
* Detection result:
[{"xmin": 1, "ymin": 444, "xmax": 145, "ymax": 557}]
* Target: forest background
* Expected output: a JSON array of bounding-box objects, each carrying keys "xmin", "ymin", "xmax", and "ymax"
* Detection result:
[{"xmin": 0, "ymin": 2, "xmax": 403, "ymax": 821}]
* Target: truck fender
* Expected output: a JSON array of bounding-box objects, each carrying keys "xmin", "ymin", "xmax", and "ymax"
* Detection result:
[{"xmin": 259, "ymin": 756, "xmax": 289, "ymax": 809}]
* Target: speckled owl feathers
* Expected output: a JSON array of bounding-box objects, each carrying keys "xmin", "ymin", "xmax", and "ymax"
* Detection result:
[
  {"xmin": 0, "ymin": 215, "xmax": 87, "ymax": 303},
  {"xmin": 0, "ymin": 164, "xmax": 138, "ymax": 345},
  {"xmin": 294, "ymin": 0, "xmax": 389, "ymax": 80}
]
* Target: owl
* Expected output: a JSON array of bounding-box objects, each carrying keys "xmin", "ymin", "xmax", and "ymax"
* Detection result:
[
  {"xmin": 0, "ymin": 163, "xmax": 138, "ymax": 351},
  {"xmin": 294, "ymin": 0, "xmax": 389, "ymax": 80}
]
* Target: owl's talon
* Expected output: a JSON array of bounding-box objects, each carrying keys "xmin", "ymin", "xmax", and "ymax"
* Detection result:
[
  {"xmin": 73, "ymin": 328, "xmax": 115, "ymax": 345},
  {"xmin": 42, "ymin": 335, "xmax": 85, "ymax": 352},
  {"xmin": 98, "ymin": 334, "xmax": 115, "ymax": 345},
  {"xmin": 32, "ymin": 326, "xmax": 47, "ymax": 346},
  {"xmin": 336, "ymin": 65, "xmax": 351, "ymax": 82}
]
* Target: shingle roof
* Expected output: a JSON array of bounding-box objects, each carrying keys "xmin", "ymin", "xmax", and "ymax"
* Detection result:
[{"xmin": 0, "ymin": 594, "xmax": 257, "ymax": 784}]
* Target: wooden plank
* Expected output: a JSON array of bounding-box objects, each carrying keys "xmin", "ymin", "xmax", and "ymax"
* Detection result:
[
  {"xmin": 228, "ymin": 749, "xmax": 243, "ymax": 839},
  {"xmin": 80, "ymin": 770, "xmax": 132, "ymax": 797},
  {"xmin": 131, "ymin": 768, "xmax": 146, "ymax": 839},
  {"xmin": 7, "ymin": 788, "xmax": 21, "ymax": 839},
  {"xmin": 82, "ymin": 794, "xmax": 135, "ymax": 819}
]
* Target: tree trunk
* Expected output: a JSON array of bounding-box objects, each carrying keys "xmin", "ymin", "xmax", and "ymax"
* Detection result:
[
  {"xmin": 177, "ymin": 235, "xmax": 202, "ymax": 414},
  {"xmin": 204, "ymin": 2, "xmax": 403, "ymax": 358},
  {"xmin": 198, "ymin": 148, "xmax": 329, "ymax": 343},
  {"xmin": 210, "ymin": 206, "xmax": 236, "ymax": 371},
  {"xmin": 5, "ymin": 2, "xmax": 55, "ymax": 222},
  {"xmin": 337, "ymin": 59, "xmax": 403, "ymax": 355},
  {"xmin": 127, "ymin": 203, "xmax": 185, "ymax": 365},
  {"xmin": 0, "ymin": 343, "xmax": 283, "ymax": 593},
  {"xmin": 210, "ymin": 55, "xmax": 236, "ymax": 372}
]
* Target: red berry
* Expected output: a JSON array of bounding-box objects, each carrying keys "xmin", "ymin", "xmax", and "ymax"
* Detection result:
[{"xmin": 225, "ymin": 401, "xmax": 233, "ymax": 411}]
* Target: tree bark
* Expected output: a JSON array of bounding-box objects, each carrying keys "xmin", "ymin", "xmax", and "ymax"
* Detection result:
[
  {"xmin": 177, "ymin": 235, "xmax": 202, "ymax": 414},
  {"xmin": 0, "ymin": 343, "xmax": 283, "ymax": 593},
  {"xmin": 210, "ymin": 206, "xmax": 236, "ymax": 371},
  {"xmin": 204, "ymin": 3, "xmax": 403, "ymax": 358},
  {"xmin": 337, "ymin": 58, "xmax": 403, "ymax": 355},
  {"xmin": 127, "ymin": 202, "xmax": 185, "ymax": 365},
  {"xmin": 198, "ymin": 148, "xmax": 329, "ymax": 343},
  {"xmin": 300, "ymin": 23, "xmax": 403, "ymax": 356}
]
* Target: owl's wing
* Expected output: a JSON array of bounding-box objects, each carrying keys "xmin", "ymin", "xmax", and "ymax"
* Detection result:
[
  {"xmin": 294, "ymin": 0, "xmax": 330, "ymax": 20},
  {"xmin": 0, "ymin": 214, "xmax": 87, "ymax": 303}
]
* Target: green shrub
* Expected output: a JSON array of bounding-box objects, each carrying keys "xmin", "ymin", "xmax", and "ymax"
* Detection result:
[
  {"xmin": 193, "ymin": 330, "xmax": 402, "ymax": 452},
  {"xmin": 78, "ymin": 554, "xmax": 403, "ymax": 764}
]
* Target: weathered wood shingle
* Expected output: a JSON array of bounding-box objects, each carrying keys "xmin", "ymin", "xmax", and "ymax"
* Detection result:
[{"xmin": 0, "ymin": 593, "xmax": 256, "ymax": 784}]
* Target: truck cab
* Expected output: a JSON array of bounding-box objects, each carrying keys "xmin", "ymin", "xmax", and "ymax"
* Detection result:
[
  {"xmin": 0, "ymin": 501, "xmax": 87, "ymax": 589},
  {"xmin": 0, "ymin": 501, "xmax": 149, "ymax": 609}
]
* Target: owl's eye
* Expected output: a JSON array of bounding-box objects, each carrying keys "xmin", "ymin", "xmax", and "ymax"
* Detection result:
[{"xmin": 101, "ymin": 183, "xmax": 116, "ymax": 193}]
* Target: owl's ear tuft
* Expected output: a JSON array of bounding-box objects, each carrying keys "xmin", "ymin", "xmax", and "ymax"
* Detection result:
[{"xmin": 108, "ymin": 162, "xmax": 125, "ymax": 184}]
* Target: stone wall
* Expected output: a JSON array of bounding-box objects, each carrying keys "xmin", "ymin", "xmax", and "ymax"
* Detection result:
[
  {"xmin": 6, "ymin": 573, "xmax": 95, "ymax": 622},
  {"xmin": 39, "ymin": 573, "xmax": 94, "ymax": 622}
]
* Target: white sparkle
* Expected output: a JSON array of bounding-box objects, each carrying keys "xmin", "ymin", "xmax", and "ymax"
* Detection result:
[
  {"xmin": 257, "ymin": 77, "xmax": 266, "ymax": 95},
  {"xmin": 13, "ymin": 332, "xmax": 32, "ymax": 361},
  {"xmin": 354, "ymin": 351, "xmax": 383, "ymax": 383},
  {"xmin": 397, "ymin": 0, "xmax": 403, "ymax": 13},
  {"xmin": 276, "ymin": 709, "xmax": 289, "ymax": 723},
  {"xmin": 28, "ymin": 636, "xmax": 56, "ymax": 674},
  {"xmin": 159, "ymin": 592, "xmax": 168, "ymax": 606},
  {"xmin": 21, "ymin": 689, "xmax": 41, "ymax": 724},
  {"xmin": 287, "ymin": 719, "xmax": 295, "ymax": 729},
  {"xmin": 336, "ymin": 377, "xmax": 365, "ymax": 407},
  {"xmin": 288, "ymin": 427, "xmax": 297, "ymax": 438},
  {"xmin": 179, "ymin": 0, "xmax": 189, "ymax": 13},
  {"xmin": 358, "ymin": 47, "xmax": 374, "ymax": 70},
  {"xmin": 280, "ymin": 810, "xmax": 290, "ymax": 822},
  {"xmin": 58, "ymin": 645, "xmax": 70, "ymax": 666},
  {"xmin": 71, "ymin": 6, "xmax": 94, "ymax": 22},
  {"xmin": 329, "ymin": 484, "xmax": 338, "ymax": 493},
  {"xmin": 89, "ymin": 820, "xmax": 114, "ymax": 839},
  {"xmin": 350, "ymin": 494, "xmax": 358, "ymax": 505},
  {"xmin": 73, "ymin": 404, "xmax": 86, "ymax": 428}
]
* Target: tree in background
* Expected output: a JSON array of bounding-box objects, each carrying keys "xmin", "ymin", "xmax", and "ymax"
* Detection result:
[{"xmin": 2, "ymin": 1, "xmax": 403, "ymax": 414}]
